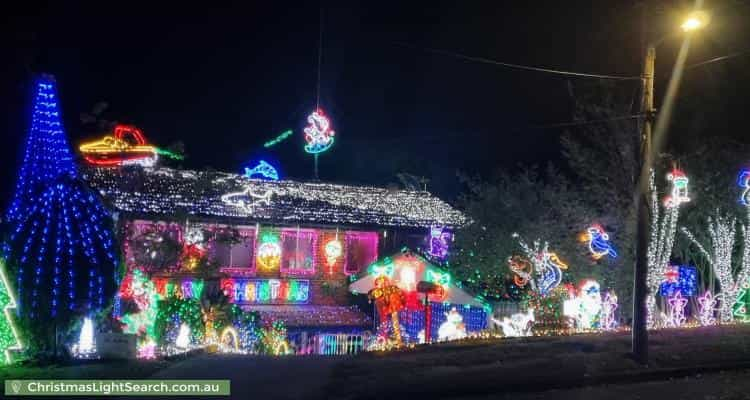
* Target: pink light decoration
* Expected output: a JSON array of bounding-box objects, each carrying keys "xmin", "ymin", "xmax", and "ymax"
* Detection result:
[
  {"xmin": 697, "ymin": 291, "xmax": 718, "ymax": 326},
  {"xmin": 344, "ymin": 231, "xmax": 379, "ymax": 275},
  {"xmin": 600, "ymin": 292, "xmax": 618, "ymax": 330},
  {"xmin": 280, "ymin": 228, "xmax": 318, "ymax": 276},
  {"xmin": 181, "ymin": 280, "xmax": 193, "ymax": 299},
  {"xmin": 667, "ymin": 291, "xmax": 689, "ymax": 327}
]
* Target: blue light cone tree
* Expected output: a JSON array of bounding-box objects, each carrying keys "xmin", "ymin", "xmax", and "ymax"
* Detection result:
[{"xmin": 2, "ymin": 75, "xmax": 118, "ymax": 351}]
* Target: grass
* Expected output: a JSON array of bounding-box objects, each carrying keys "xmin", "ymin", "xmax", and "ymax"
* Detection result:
[{"xmin": 324, "ymin": 325, "xmax": 750, "ymax": 399}]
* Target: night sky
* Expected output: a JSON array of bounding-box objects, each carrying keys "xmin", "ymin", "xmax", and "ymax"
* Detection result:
[{"xmin": 1, "ymin": 1, "xmax": 749, "ymax": 207}]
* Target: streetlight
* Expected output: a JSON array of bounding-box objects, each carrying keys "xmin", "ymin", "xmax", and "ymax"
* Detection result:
[{"xmin": 632, "ymin": 10, "xmax": 708, "ymax": 365}]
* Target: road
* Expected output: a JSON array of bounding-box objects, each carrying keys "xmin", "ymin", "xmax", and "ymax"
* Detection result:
[
  {"xmin": 466, "ymin": 369, "xmax": 750, "ymax": 400},
  {"xmin": 150, "ymin": 353, "xmax": 345, "ymax": 400}
]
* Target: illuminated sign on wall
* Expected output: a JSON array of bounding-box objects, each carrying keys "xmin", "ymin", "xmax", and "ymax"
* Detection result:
[{"xmin": 224, "ymin": 279, "xmax": 310, "ymax": 304}]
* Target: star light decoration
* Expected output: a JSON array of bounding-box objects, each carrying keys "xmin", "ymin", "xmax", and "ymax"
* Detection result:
[
  {"xmin": 84, "ymin": 166, "xmax": 466, "ymax": 228},
  {"xmin": 666, "ymin": 291, "xmax": 688, "ymax": 327},
  {"xmin": 511, "ymin": 234, "xmax": 568, "ymax": 296},
  {"xmin": 646, "ymin": 169, "xmax": 689, "ymax": 328},
  {"xmin": 697, "ymin": 291, "xmax": 718, "ymax": 326},
  {"xmin": 303, "ymin": 109, "xmax": 335, "ymax": 154}
]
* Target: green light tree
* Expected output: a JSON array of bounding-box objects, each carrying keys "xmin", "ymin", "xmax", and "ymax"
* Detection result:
[
  {"xmin": 0, "ymin": 260, "xmax": 23, "ymax": 364},
  {"xmin": 733, "ymin": 287, "xmax": 750, "ymax": 322}
]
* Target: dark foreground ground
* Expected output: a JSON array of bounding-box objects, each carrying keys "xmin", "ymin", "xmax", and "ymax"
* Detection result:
[{"xmin": 5, "ymin": 325, "xmax": 750, "ymax": 399}]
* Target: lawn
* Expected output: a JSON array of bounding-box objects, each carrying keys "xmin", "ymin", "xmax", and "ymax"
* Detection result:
[{"xmin": 325, "ymin": 325, "xmax": 750, "ymax": 399}]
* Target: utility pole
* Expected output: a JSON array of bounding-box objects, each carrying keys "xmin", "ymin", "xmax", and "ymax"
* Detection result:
[{"xmin": 632, "ymin": 43, "xmax": 655, "ymax": 365}]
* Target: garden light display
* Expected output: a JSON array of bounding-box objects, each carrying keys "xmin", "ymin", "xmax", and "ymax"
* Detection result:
[
  {"xmin": 681, "ymin": 213, "xmax": 750, "ymax": 323},
  {"xmin": 71, "ymin": 317, "xmax": 97, "ymax": 359},
  {"xmin": 579, "ymin": 224, "xmax": 617, "ymax": 260},
  {"xmin": 508, "ymin": 256, "xmax": 532, "ymax": 288},
  {"xmin": 0, "ymin": 260, "xmax": 22, "ymax": 364},
  {"xmin": 79, "ymin": 124, "xmax": 172, "ymax": 167},
  {"xmin": 698, "ymin": 291, "xmax": 719, "ymax": 326},
  {"xmin": 220, "ymin": 326, "xmax": 241, "ymax": 352},
  {"xmin": 175, "ymin": 323, "xmax": 191, "ymax": 349},
  {"xmin": 562, "ymin": 280, "xmax": 602, "ymax": 330},
  {"xmin": 738, "ymin": 169, "xmax": 750, "ymax": 205},
  {"xmin": 600, "ymin": 292, "xmax": 618, "ymax": 330},
  {"xmin": 137, "ymin": 340, "xmax": 157, "ymax": 359},
  {"xmin": 437, "ymin": 308, "xmax": 467, "ymax": 341},
  {"xmin": 244, "ymin": 160, "xmax": 280, "ymax": 181},
  {"xmin": 659, "ymin": 265, "xmax": 698, "ymax": 297},
  {"xmin": 666, "ymin": 291, "xmax": 689, "ymax": 327},
  {"xmin": 512, "ymin": 234, "xmax": 569, "ymax": 296},
  {"xmin": 646, "ymin": 170, "xmax": 687, "ymax": 327},
  {"xmin": 428, "ymin": 226, "xmax": 450, "ymax": 260},
  {"xmin": 663, "ymin": 168, "xmax": 691, "ymax": 207},
  {"xmin": 491, "ymin": 309, "xmax": 535, "ymax": 337},
  {"xmin": 303, "ymin": 109, "xmax": 335, "ymax": 154}
]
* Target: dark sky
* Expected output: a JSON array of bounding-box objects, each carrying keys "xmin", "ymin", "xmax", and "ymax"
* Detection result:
[{"xmin": 1, "ymin": 1, "xmax": 749, "ymax": 206}]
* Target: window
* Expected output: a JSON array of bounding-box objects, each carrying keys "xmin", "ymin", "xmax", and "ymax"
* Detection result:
[
  {"xmin": 344, "ymin": 231, "xmax": 379, "ymax": 275},
  {"xmin": 212, "ymin": 228, "xmax": 256, "ymax": 276},
  {"xmin": 281, "ymin": 228, "xmax": 317, "ymax": 275}
]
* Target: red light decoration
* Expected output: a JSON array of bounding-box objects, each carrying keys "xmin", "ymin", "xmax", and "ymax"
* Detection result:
[{"xmin": 79, "ymin": 124, "xmax": 158, "ymax": 166}]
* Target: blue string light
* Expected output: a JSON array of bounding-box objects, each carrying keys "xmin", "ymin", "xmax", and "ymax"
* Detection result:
[{"xmin": 3, "ymin": 76, "xmax": 118, "ymax": 319}]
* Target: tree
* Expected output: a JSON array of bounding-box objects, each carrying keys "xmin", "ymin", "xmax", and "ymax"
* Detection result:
[{"xmin": 451, "ymin": 165, "xmax": 593, "ymax": 300}]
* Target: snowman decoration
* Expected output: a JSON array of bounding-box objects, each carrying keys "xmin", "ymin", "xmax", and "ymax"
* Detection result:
[{"xmin": 437, "ymin": 307, "xmax": 467, "ymax": 341}]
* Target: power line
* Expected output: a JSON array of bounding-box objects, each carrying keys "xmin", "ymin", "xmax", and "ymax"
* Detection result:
[
  {"xmin": 686, "ymin": 49, "xmax": 750, "ymax": 70},
  {"xmin": 393, "ymin": 42, "xmax": 641, "ymax": 81}
]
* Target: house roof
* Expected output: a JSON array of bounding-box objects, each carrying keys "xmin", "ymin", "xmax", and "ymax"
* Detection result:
[{"xmin": 82, "ymin": 166, "xmax": 466, "ymax": 229}]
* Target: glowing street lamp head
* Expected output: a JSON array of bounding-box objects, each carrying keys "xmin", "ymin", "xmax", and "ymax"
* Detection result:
[{"xmin": 681, "ymin": 11, "xmax": 709, "ymax": 32}]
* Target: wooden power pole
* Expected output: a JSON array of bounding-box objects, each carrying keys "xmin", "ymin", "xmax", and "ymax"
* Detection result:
[{"xmin": 632, "ymin": 43, "xmax": 655, "ymax": 365}]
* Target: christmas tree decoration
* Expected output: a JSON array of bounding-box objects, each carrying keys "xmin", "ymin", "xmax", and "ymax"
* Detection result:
[
  {"xmin": 71, "ymin": 317, "xmax": 97, "ymax": 359},
  {"xmin": 175, "ymin": 323, "xmax": 191, "ymax": 349},
  {"xmin": 646, "ymin": 170, "xmax": 687, "ymax": 327},
  {"xmin": 491, "ymin": 309, "xmax": 535, "ymax": 338},
  {"xmin": 436, "ymin": 307, "xmax": 467, "ymax": 341},
  {"xmin": 0, "ymin": 260, "xmax": 23, "ymax": 364},
  {"xmin": 600, "ymin": 292, "xmax": 618, "ymax": 330},
  {"xmin": 79, "ymin": 125, "xmax": 159, "ymax": 166},
  {"xmin": 5, "ymin": 76, "xmax": 76, "ymax": 225},
  {"xmin": 663, "ymin": 168, "xmax": 690, "ymax": 208},
  {"xmin": 682, "ymin": 213, "xmax": 750, "ymax": 323},
  {"xmin": 698, "ymin": 291, "xmax": 719, "ymax": 326},
  {"xmin": 244, "ymin": 160, "xmax": 280, "ymax": 181},
  {"xmin": 427, "ymin": 226, "xmax": 450, "ymax": 260},
  {"xmin": 738, "ymin": 169, "xmax": 750, "ymax": 205},
  {"xmin": 263, "ymin": 129, "xmax": 294, "ymax": 148},
  {"xmin": 303, "ymin": 109, "xmax": 335, "ymax": 154},
  {"xmin": 733, "ymin": 286, "xmax": 750, "ymax": 322},
  {"xmin": 579, "ymin": 224, "xmax": 617, "ymax": 260},
  {"xmin": 666, "ymin": 291, "xmax": 688, "ymax": 327}
]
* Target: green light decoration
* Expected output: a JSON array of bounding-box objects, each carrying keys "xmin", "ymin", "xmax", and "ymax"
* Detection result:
[
  {"xmin": 263, "ymin": 130, "xmax": 294, "ymax": 148},
  {"xmin": 733, "ymin": 286, "xmax": 750, "ymax": 322},
  {"xmin": 154, "ymin": 298, "xmax": 205, "ymax": 345},
  {"xmin": 154, "ymin": 148, "xmax": 185, "ymax": 160},
  {"xmin": 0, "ymin": 259, "xmax": 23, "ymax": 364},
  {"xmin": 121, "ymin": 270, "xmax": 160, "ymax": 341}
]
